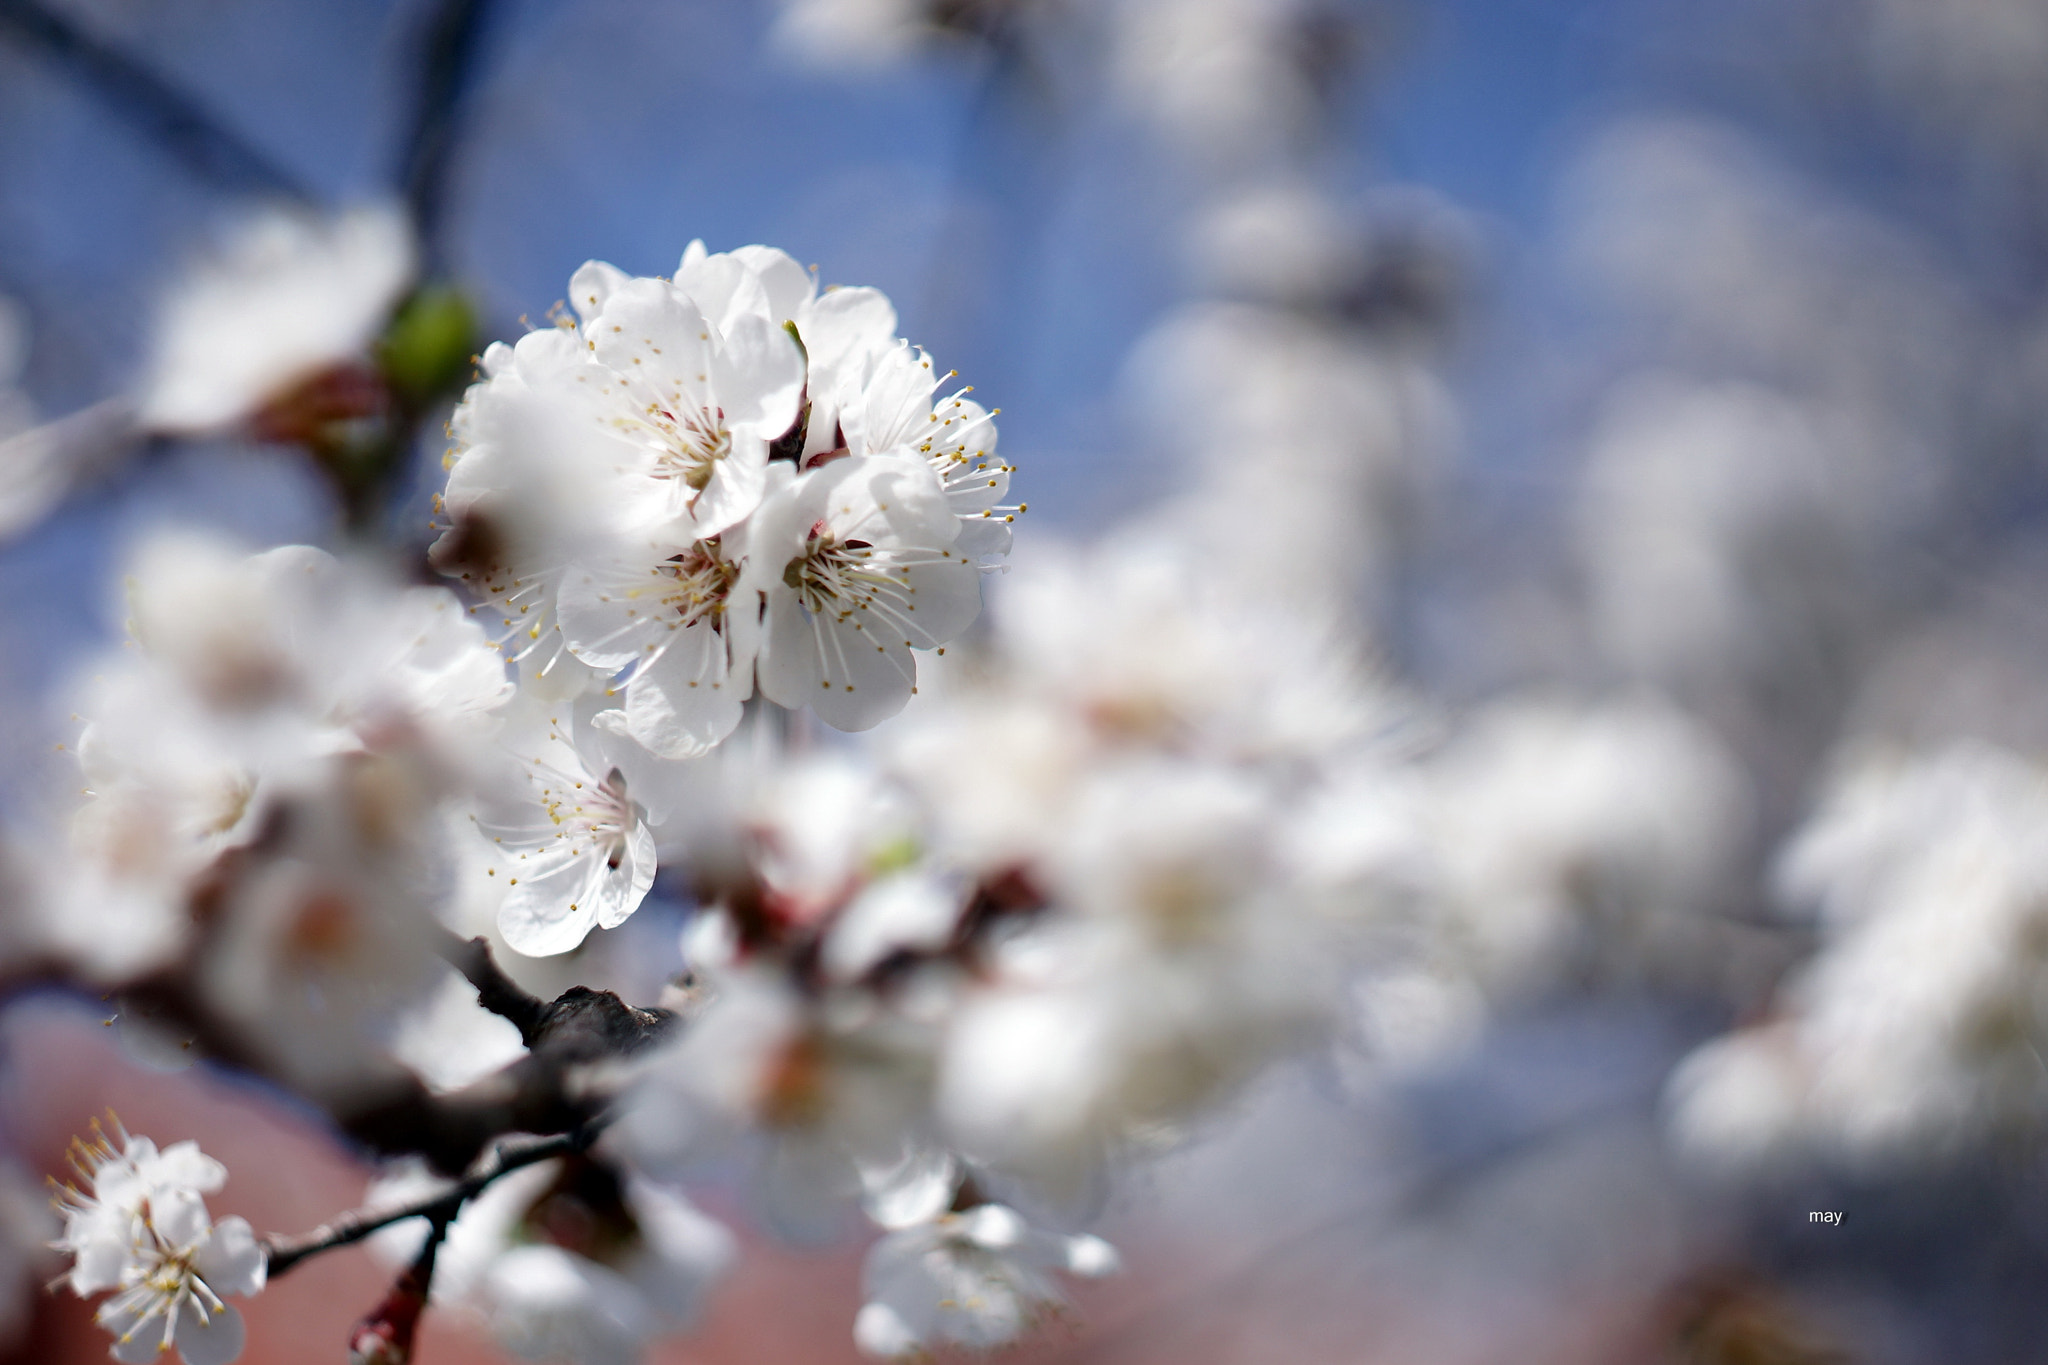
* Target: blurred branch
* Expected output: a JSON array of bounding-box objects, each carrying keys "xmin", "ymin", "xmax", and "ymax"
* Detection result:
[
  {"xmin": 264, "ymin": 1118, "xmax": 604, "ymax": 1278},
  {"xmin": 394, "ymin": 0, "xmax": 499, "ymax": 264},
  {"xmin": 0, "ymin": 0, "xmax": 311, "ymax": 200},
  {"xmin": 436, "ymin": 931, "xmax": 549, "ymax": 1048}
]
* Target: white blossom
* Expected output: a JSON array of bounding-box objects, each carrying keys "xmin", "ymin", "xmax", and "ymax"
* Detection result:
[
  {"xmin": 54, "ymin": 1123, "xmax": 266, "ymax": 1365},
  {"xmin": 1414, "ymin": 695, "xmax": 1748, "ymax": 995},
  {"xmin": 739, "ymin": 454, "xmax": 982, "ymax": 732},
  {"xmin": 1669, "ymin": 742, "xmax": 2048, "ymax": 1166},
  {"xmin": 139, "ymin": 204, "xmax": 415, "ymax": 436},
  {"xmin": 467, "ymin": 702, "xmax": 658, "ymax": 957},
  {"xmin": 47, "ymin": 536, "xmax": 513, "ymax": 1088},
  {"xmin": 853, "ymin": 1203, "xmax": 1118, "ymax": 1358}
]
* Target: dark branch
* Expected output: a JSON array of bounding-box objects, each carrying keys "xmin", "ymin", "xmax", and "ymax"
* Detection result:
[
  {"xmin": 395, "ymin": 0, "xmax": 498, "ymax": 262},
  {"xmin": 436, "ymin": 932, "xmax": 548, "ymax": 1047},
  {"xmin": 0, "ymin": 0, "xmax": 312, "ymax": 200},
  {"xmin": 264, "ymin": 1120, "xmax": 603, "ymax": 1278}
]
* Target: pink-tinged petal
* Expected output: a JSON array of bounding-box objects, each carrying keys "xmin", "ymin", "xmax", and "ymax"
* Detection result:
[{"xmin": 196, "ymin": 1217, "xmax": 266, "ymax": 1297}]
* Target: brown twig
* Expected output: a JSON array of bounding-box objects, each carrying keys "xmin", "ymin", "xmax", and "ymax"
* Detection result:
[{"xmin": 262, "ymin": 1119, "xmax": 605, "ymax": 1278}]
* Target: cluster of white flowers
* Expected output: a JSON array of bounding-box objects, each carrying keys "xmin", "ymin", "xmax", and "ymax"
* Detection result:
[
  {"xmin": 52, "ymin": 1122, "xmax": 266, "ymax": 1365},
  {"xmin": 42, "ymin": 534, "xmax": 509, "ymax": 1091},
  {"xmin": 432, "ymin": 240, "xmax": 1011, "ymax": 955},
  {"xmin": 1669, "ymin": 742, "xmax": 2048, "ymax": 1167},
  {"xmin": 603, "ymin": 526, "xmax": 1405, "ymax": 1352}
]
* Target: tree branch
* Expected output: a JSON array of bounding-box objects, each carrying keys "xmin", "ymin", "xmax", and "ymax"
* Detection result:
[
  {"xmin": 263, "ymin": 1119, "xmax": 604, "ymax": 1278},
  {"xmin": 0, "ymin": 0, "xmax": 311, "ymax": 200},
  {"xmin": 435, "ymin": 931, "xmax": 548, "ymax": 1047},
  {"xmin": 395, "ymin": 0, "xmax": 498, "ymax": 264}
]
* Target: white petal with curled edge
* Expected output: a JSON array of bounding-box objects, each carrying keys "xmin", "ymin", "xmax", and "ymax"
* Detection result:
[
  {"xmin": 173, "ymin": 1301, "xmax": 246, "ymax": 1365},
  {"xmin": 594, "ymin": 812, "xmax": 657, "ymax": 931},
  {"xmin": 197, "ymin": 1216, "xmax": 267, "ymax": 1297},
  {"xmin": 686, "ymin": 428, "xmax": 770, "ymax": 540},
  {"xmin": 569, "ymin": 260, "xmax": 631, "ymax": 324}
]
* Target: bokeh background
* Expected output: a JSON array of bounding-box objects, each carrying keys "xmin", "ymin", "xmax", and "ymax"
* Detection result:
[{"xmin": 10, "ymin": 0, "xmax": 2048, "ymax": 1361}]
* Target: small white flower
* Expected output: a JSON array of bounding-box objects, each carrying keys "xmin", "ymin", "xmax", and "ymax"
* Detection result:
[
  {"xmin": 853, "ymin": 1203, "xmax": 1117, "ymax": 1358},
  {"xmin": 739, "ymin": 455, "xmax": 983, "ymax": 732},
  {"xmin": 468, "ymin": 703, "xmax": 658, "ymax": 957},
  {"xmin": 54, "ymin": 1124, "xmax": 265, "ymax": 1365}
]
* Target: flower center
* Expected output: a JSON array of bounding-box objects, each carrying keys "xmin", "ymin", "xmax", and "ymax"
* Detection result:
[
  {"xmin": 782, "ymin": 530, "xmax": 880, "ymax": 616},
  {"xmin": 543, "ymin": 768, "xmax": 633, "ymax": 869},
  {"xmin": 660, "ymin": 542, "xmax": 737, "ymax": 630},
  {"xmin": 646, "ymin": 405, "xmax": 731, "ymax": 493}
]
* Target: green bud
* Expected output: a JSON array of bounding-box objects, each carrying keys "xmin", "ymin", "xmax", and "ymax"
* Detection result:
[{"xmin": 377, "ymin": 285, "xmax": 477, "ymax": 406}]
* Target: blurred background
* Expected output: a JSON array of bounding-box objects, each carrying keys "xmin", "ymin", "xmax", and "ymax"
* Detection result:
[{"xmin": 10, "ymin": 0, "xmax": 2048, "ymax": 1361}]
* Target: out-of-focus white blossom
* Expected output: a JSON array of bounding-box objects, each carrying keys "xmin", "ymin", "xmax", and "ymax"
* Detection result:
[
  {"xmin": 1669, "ymin": 742, "xmax": 2048, "ymax": 1166},
  {"xmin": 771, "ymin": 0, "xmax": 1025, "ymax": 65},
  {"xmin": 1415, "ymin": 696, "xmax": 1748, "ymax": 995},
  {"xmin": 853, "ymin": 1203, "xmax": 1118, "ymax": 1358},
  {"xmin": 1111, "ymin": 0, "xmax": 1341, "ymax": 163},
  {"xmin": 45, "ymin": 535, "xmax": 513, "ymax": 1090},
  {"xmin": 1576, "ymin": 375, "xmax": 1918, "ymax": 693},
  {"xmin": 139, "ymin": 204, "xmax": 415, "ymax": 436},
  {"xmin": 54, "ymin": 1123, "xmax": 266, "ymax": 1365},
  {"xmin": 368, "ymin": 1156, "xmax": 733, "ymax": 1365},
  {"xmin": 627, "ymin": 963, "xmax": 950, "ymax": 1240},
  {"xmin": 1127, "ymin": 303, "xmax": 1450, "ymax": 609}
]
